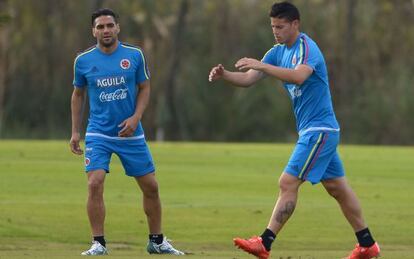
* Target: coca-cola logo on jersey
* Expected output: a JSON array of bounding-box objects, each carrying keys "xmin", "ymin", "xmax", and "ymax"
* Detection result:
[{"xmin": 99, "ymin": 88, "xmax": 128, "ymax": 102}]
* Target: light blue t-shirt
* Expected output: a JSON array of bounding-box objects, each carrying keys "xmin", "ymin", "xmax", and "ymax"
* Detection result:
[
  {"xmin": 262, "ymin": 33, "xmax": 339, "ymax": 135},
  {"xmin": 73, "ymin": 42, "xmax": 150, "ymax": 139}
]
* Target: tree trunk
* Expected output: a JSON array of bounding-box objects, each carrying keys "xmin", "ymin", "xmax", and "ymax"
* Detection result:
[
  {"xmin": 343, "ymin": 0, "xmax": 356, "ymax": 99},
  {"xmin": 0, "ymin": 2, "xmax": 10, "ymax": 137},
  {"xmin": 162, "ymin": 0, "xmax": 189, "ymax": 140}
]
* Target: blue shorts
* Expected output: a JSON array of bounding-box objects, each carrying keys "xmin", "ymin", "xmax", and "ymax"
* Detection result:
[
  {"xmin": 284, "ymin": 131, "xmax": 344, "ymax": 184},
  {"xmin": 84, "ymin": 136, "xmax": 155, "ymax": 177}
]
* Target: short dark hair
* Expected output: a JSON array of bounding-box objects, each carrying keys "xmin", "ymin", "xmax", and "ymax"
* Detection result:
[
  {"xmin": 91, "ymin": 8, "xmax": 119, "ymax": 26},
  {"xmin": 269, "ymin": 2, "xmax": 300, "ymax": 21}
]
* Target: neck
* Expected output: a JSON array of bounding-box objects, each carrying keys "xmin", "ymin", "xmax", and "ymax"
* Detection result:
[
  {"xmin": 286, "ymin": 31, "xmax": 300, "ymax": 47},
  {"xmin": 98, "ymin": 40, "xmax": 119, "ymax": 54}
]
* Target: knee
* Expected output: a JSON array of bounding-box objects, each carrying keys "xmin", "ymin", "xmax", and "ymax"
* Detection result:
[
  {"xmin": 278, "ymin": 175, "xmax": 300, "ymax": 194},
  {"xmin": 142, "ymin": 181, "xmax": 159, "ymax": 199},
  {"xmin": 88, "ymin": 178, "xmax": 104, "ymax": 193}
]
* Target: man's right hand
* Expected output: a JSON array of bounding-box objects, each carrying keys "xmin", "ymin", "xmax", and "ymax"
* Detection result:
[
  {"xmin": 70, "ymin": 133, "xmax": 83, "ymax": 155},
  {"xmin": 208, "ymin": 64, "xmax": 225, "ymax": 82}
]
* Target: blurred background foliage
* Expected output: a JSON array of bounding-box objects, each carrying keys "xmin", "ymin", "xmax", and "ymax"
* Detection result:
[{"xmin": 0, "ymin": 0, "xmax": 413, "ymax": 144}]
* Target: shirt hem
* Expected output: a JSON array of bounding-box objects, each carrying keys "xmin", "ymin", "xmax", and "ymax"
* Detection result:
[
  {"xmin": 299, "ymin": 127, "xmax": 340, "ymax": 136},
  {"xmin": 85, "ymin": 132, "xmax": 145, "ymax": 140}
]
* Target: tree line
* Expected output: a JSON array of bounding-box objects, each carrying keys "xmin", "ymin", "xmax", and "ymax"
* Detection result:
[{"xmin": 0, "ymin": 0, "xmax": 413, "ymax": 144}]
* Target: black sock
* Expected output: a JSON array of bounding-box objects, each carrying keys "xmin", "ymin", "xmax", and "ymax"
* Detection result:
[
  {"xmin": 149, "ymin": 234, "xmax": 164, "ymax": 245},
  {"xmin": 355, "ymin": 228, "xmax": 375, "ymax": 247},
  {"xmin": 93, "ymin": 236, "xmax": 106, "ymax": 247},
  {"xmin": 260, "ymin": 228, "xmax": 276, "ymax": 251}
]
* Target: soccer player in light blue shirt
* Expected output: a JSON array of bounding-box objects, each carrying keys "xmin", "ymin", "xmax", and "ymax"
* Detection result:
[
  {"xmin": 70, "ymin": 8, "xmax": 183, "ymax": 256},
  {"xmin": 209, "ymin": 2, "xmax": 379, "ymax": 258}
]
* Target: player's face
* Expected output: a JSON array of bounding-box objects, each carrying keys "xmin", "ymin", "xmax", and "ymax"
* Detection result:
[
  {"xmin": 270, "ymin": 17, "xmax": 299, "ymax": 45},
  {"xmin": 92, "ymin": 15, "xmax": 120, "ymax": 48}
]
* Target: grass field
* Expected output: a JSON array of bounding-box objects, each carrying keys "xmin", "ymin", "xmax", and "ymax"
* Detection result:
[{"xmin": 0, "ymin": 140, "xmax": 413, "ymax": 259}]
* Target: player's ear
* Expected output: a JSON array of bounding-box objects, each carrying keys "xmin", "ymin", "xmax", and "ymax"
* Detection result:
[
  {"xmin": 292, "ymin": 20, "xmax": 300, "ymax": 30},
  {"xmin": 92, "ymin": 27, "xmax": 97, "ymax": 38},
  {"xmin": 116, "ymin": 23, "xmax": 120, "ymax": 34}
]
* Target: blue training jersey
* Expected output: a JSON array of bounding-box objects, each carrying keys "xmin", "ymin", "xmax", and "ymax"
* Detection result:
[
  {"xmin": 262, "ymin": 33, "xmax": 339, "ymax": 135},
  {"xmin": 73, "ymin": 41, "xmax": 150, "ymax": 140}
]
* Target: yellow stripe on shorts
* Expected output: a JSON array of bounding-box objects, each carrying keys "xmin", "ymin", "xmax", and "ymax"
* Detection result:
[{"xmin": 298, "ymin": 133, "xmax": 323, "ymax": 179}]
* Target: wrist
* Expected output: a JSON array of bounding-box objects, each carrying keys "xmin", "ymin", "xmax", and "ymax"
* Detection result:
[
  {"xmin": 258, "ymin": 62, "xmax": 267, "ymax": 72},
  {"xmin": 222, "ymin": 69, "xmax": 230, "ymax": 79},
  {"xmin": 132, "ymin": 114, "xmax": 142, "ymax": 122},
  {"xmin": 71, "ymin": 130, "xmax": 80, "ymax": 136}
]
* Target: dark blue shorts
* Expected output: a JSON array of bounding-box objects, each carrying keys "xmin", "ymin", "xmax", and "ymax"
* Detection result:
[
  {"xmin": 284, "ymin": 131, "xmax": 344, "ymax": 184},
  {"xmin": 84, "ymin": 136, "xmax": 155, "ymax": 177}
]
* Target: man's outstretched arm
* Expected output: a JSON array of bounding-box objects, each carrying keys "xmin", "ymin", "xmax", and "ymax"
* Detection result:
[
  {"xmin": 208, "ymin": 63, "xmax": 264, "ymax": 87},
  {"xmin": 235, "ymin": 58, "xmax": 313, "ymax": 85}
]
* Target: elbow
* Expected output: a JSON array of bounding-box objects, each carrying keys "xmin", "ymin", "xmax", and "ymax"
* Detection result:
[
  {"xmin": 242, "ymin": 82, "xmax": 254, "ymax": 88},
  {"xmin": 242, "ymin": 77, "xmax": 258, "ymax": 88},
  {"xmin": 294, "ymin": 79, "xmax": 305, "ymax": 85},
  {"xmin": 292, "ymin": 77, "xmax": 306, "ymax": 85},
  {"xmin": 72, "ymin": 93, "xmax": 83, "ymax": 100},
  {"xmin": 232, "ymin": 81, "xmax": 253, "ymax": 88}
]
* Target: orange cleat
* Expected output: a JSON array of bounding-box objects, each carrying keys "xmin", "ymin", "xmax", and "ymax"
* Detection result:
[
  {"xmin": 346, "ymin": 242, "xmax": 380, "ymax": 259},
  {"xmin": 233, "ymin": 236, "xmax": 270, "ymax": 259}
]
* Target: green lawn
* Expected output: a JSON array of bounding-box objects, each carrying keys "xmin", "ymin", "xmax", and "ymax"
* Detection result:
[{"xmin": 0, "ymin": 140, "xmax": 413, "ymax": 258}]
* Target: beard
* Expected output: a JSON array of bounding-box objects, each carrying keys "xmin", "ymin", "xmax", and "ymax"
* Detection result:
[{"xmin": 99, "ymin": 37, "xmax": 116, "ymax": 48}]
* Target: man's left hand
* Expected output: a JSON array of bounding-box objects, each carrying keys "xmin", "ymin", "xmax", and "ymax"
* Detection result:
[
  {"xmin": 235, "ymin": 57, "xmax": 264, "ymax": 71},
  {"xmin": 118, "ymin": 116, "xmax": 139, "ymax": 137}
]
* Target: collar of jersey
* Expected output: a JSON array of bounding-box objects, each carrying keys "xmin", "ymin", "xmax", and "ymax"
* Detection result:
[{"xmin": 96, "ymin": 40, "xmax": 121, "ymax": 56}]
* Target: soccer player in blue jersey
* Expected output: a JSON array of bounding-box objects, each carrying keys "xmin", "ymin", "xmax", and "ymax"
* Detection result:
[
  {"xmin": 70, "ymin": 8, "xmax": 184, "ymax": 256},
  {"xmin": 209, "ymin": 2, "xmax": 379, "ymax": 259}
]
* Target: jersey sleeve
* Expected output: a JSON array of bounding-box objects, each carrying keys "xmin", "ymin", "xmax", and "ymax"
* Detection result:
[
  {"xmin": 297, "ymin": 37, "xmax": 319, "ymax": 71},
  {"xmin": 73, "ymin": 56, "xmax": 86, "ymax": 88},
  {"xmin": 135, "ymin": 49, "xmax": 150, "ymax": 85},
  {"xmin": 261, "ymin": 46, "xmax": 280, "ymax": 66}
]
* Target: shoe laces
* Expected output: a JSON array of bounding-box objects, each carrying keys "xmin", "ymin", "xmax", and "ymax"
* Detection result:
[
  {"xmin": 161, "ymin": 238, "xmax": 185, "ymax": 254},
  {"xmin": 159, "ymin": 238, "xmax": 175, "ymax": 250},
  {"xmin": 82, "ymin": 241, "xmax": 106, "ymax": 255},
  {"xmin": 89, "ymin": 241, "xmax": 102, "ymax": 250}
]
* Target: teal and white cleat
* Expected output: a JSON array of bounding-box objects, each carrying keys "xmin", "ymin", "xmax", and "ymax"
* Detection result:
[
  {"xmin": 147, "ymin": 237, "xmax": 185, "ymax": 255},
  {"xmin": 81, "ymin": 241, "xmax": 108, "ymax": 256}
]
